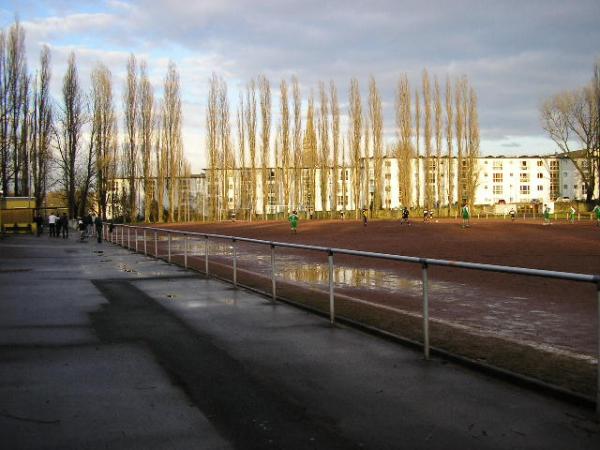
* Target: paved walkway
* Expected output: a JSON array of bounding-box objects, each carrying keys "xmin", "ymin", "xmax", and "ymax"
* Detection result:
[{"xmin": 0, "ymin": 233, "xmax": 598, "ymax": 449}]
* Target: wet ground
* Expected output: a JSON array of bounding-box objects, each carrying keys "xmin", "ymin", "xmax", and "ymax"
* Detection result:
[
  {"xmin": 136, "ymin": 227, "xmax": 599, "ymax": 361},
  {"xmin": 5, "ymin": 233, "xmax": 600, "ymax": 449}
]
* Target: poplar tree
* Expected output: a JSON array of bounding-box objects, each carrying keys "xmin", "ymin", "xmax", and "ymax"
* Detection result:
[
  {"xmin": 258, "ymin": 75, "xmax": 271, "ymax": 218},
  {"xmin": 369, "ymin": 76, "xmax": 383, "ymax": 212},
  {"xmin": 349, "ymin": 78, "xmax": 362, "ymax": 217},
  {"xmin": 395, "ymin": 74, "xmax": 412, "ymax": 208},
  {"xmin": 138, "ymin": 61, "xmax": 154, "ymax": 222},
  {"xmin": 123, "ymin": 54, "xmax": 138, "ymax": 221}
]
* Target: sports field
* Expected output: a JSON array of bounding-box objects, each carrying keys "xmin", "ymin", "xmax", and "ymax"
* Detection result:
[{"xmin": 148, "ymin": 217, "xmax": 600, "ymax": 397}]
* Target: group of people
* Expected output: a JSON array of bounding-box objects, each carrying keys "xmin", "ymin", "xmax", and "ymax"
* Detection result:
[
  {"xmin": 35, "ymin": 212, "xmax": 69, "ymax": 238},
  {"xmin": 33, "ymin": 211, "xmax": 104, "ymax": 243}
]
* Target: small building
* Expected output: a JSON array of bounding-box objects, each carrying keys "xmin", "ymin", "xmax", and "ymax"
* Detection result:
[{"xmin": 0, "ymin": 197, "xmax": 36, "ymax": 234}]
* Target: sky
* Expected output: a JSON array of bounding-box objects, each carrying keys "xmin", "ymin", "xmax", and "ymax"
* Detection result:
[{"xmin": 1, "ymin": 0, "xmax": 599, "ymax": 172}]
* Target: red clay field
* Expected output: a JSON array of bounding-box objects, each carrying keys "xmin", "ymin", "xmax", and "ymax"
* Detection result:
[{"xmin": 141, "ymin": 217, "xmax": 600, "ymax": 398}]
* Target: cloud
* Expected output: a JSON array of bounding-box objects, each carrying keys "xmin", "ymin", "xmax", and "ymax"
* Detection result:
[{"xmin": 3, "ymin": 0, "xmax": 600, "ymax": 169}]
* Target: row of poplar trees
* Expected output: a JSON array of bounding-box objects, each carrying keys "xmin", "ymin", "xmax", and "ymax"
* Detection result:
[
  {"xmin": 205, "ymin": 71, "xmax": 480, "ymax": 220},
  {"xmin": 0, "ymin": 20, "xmax": 189, "ymax": 222}
]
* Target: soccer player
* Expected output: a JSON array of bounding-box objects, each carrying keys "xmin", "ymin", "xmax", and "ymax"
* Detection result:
[
  {"xmin": 461, "ymin": 203, "xmax": 470, "ymax": 228},
  {"xmin": 361, "ymin": 208, "xmax": 368, "ymax": 227},
  {"xmin": 593, "ymin": 204, "xmax": 600, "ymax": 226},
  {"xmin": 400, "ymin": 207, "xmax": 410, "ymax": 225},
  {"xmin": 288, "ymin": 210, "xmax": 299, "ymax": 234},
  {"xmin": 543, "ymin": 204, "xmax": 551, "ymax": 225},
  {"xmin": 568, "ymin": 206, "xmax": 576, "ymax": 224}
]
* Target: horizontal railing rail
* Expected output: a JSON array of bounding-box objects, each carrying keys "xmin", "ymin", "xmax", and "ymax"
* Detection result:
[{"xmin": 104, "ymin": 222, "xmax": 600, "ymax": 413}]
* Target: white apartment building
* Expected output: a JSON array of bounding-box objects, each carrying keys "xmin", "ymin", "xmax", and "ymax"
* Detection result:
[{"xmin": 107, "ymin": 154, "xmax": 596, "ymax": 219}]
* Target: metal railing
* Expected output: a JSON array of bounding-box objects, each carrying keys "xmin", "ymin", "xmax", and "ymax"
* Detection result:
[{"xmin": 104, "ymin": 222, "xmax": 600, "ymax": 412}]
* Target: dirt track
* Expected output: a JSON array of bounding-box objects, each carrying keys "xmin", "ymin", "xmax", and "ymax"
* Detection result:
[{"xmin": 147, "ymin": 217, "xmax": 600, "ymax": 396}]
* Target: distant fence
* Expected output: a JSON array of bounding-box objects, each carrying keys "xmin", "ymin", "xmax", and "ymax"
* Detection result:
[{"xmin": 105, "ymin": 223, "xmax": 600, "ymax": 414}]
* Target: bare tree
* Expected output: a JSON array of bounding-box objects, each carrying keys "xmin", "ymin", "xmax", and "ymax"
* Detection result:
[
  {"xmin": 455, "ymin": 76, "xmax": 466, "ymax": 204},
  {"xmin": 445, "ymin": 75, "xmax": 454, "ymax": 213},
  {"xmin": 414, "ymin": 89, "xmax": 421, "ymax": 208},
  {"xmin": 292, "ymin": 76, "xmax": 302, "ymax": 211},
  {"xmin": 369, "ymin": 76, "xmax": 383, "ymax": 212},
  {"xmin": 258, "ymin": 75, "xmax": 271, "ymax": 218},
  {"xmin": 236, "ymin": 92, "xmax": 246, "ymax": 216},
  {"xmin": 434, "ymin": 76, "xmax": 442, "ymax": 212},
  {"xmin": 318, "ymin": 81, "xmax": 329, "ymax": 215},
  {"xmin": 162, "ymin": 61, "xmax": 182, "ymax": 222},
  {"xmin": 280, "ymin": 79, "xmax": 291, "ymax": 213},
  {"xmin": 245, "ymin": 79, "xmax": 257, "ymax": 219},
  {"xmin": 422, "ymin": 69, "xmax": 433, "ymax": 210},
  {"xmin": 206, "ymin": 73, "xmax": 219, "ymax": 220},
  {"xmin": 138, "ymin": 60, "xmax": 154, "ymax": 222},
  {"xmin": 395, "ymin": 74, "xmax": 412, "ymax": 207},
  {"xmin": 218, "ymin": 76, "xmax": 232, "ymax": 219},
  {"xmin": 7, "ymin": 21, "xmax": 27, "ymax": 196},
  {"xmin": 349, "ymin": 78, "xmax": 362, "ymax": 217},
  {"xmin": 304, "ymin": 93, "xmax": 318, "ymax": 216},
  {"xmin": 466, "ymin": 86, "xmax": 480, "ymax": 208},
  {"xmin": 90, "ymin": 63, "xmax": 116, "ymax": 220},
  {"xmin": 123, "ymin": 54, "xmax": 138, "ymax": 221},
  {"xmin": 56, "ymin": 52, "xmax": 85, "ymax": 218},
  {"xmin": 541, "ymin": 85, "xmax": 597, "ymax": 203},
  {"xmin": 30, "ymin": 46, "xmax": 53, "ymax": 210},
  {"xmin": 0, "ymin": 30, "xmax": 7, "ymax": 195},
  {"xmin": 330, "ymin": 80, "xmax": 340, "ymax": 214}
]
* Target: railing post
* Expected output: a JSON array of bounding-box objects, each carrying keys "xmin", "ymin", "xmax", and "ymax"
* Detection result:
[
  {"xmin": 154, "ymin": 231, "xmax": 158, "ymax": 256},
  {"xmin": 422, "ymin": 261, "xmax": 430, "ymax": 360},
  {"xmin": 184, "ymin": 235, "xmax": 188, "ymax": 268},
  {"xmin": 135, "ymin": 229, "xmax": 138, "ymax": 252},
  {"xmin": 168, "ymin": 233, "xmax": 172, "ymax": 263},
  {"xmin": 271, "ymin": 244, "xmax": 276, "ymax": 303},
  {"xmin": 128, "ymin": 227, "xmax": 131, "ymax": 249},
  {"xmin": 205, "ymin": 236, "xmax": 209, "ymax": 276},
  {"xmin": 121, "ymin": 225, "xmax": 124, "ymax": 246},
  {"xmin": 328, "ymin": 250, "xmax": 335, "ymax": 324},
  {"xmin": 144, "ymin": 229, "xmax": 147, "ymax": 256},
  {"xmin": 232, "ymin": 239, "xmax": 237, "ymax": 288}
]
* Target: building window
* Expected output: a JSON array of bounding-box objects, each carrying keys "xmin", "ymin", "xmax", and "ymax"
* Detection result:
[
  {"xmin": 563, "ymin": 184, "xmax": 568, "ymax": 190},
  {"xmin": 520, "ymin": 185, "xmax": 530, "ymax": 195},
  {"xmin": 550, "ymin": 161, "xmax": 559, "ymax": 170},
  {"xmin": 573, "ymin": 185, "xmax": 577, "ymax": 189},
  {"xmin": 484, "ymin": 185, "xmax": 488, "ymax": 190},
  {"xmin": 537, "ymin": 185, "xmax": 543, "ymax": 191},
  {"xmin": 537, "ymin": 160, "xmax": 543, "ymax": 167},
  {"xmin": 521, "ymin": 161, "xmax": 528, "ymax": 170},
  {"xmin": 520, "ymin": 173, "xmax": 529, "ymax": 182},
  {"xmin": 493, "ymin": 185, "xmax": 503, "ymax": 195},
  {"xmin": 537, "ymin": 173, "xmax": 543, "ymax": 179},
  {"xmin": 493, "ymin": 173, "xmax": 503, "ymax": 183},
  {"xmin": 493, "ymin": 162, "xmax": 503, "ymax": 170},
  {"xmin": 563, "ymin": 172, "xmax": 568, "ymax": 177}
]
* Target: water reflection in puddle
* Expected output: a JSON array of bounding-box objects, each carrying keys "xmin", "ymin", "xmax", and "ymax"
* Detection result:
[{"xmin": 151, "ymin": 236, "xmax": 594, "ymax": 357}]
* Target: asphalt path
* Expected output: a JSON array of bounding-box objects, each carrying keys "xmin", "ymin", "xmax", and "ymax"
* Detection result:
[{"xmin": 0, "ymin": 232, "xmax": 598, "ymax": 449}]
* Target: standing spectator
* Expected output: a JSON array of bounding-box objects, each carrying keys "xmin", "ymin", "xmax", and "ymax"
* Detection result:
[
  {"xmin": 48, "ymin": 212, "xmax": 57, "ymax": 237},
  {"xmin": 60, "ymin": 213, "xmax": 69, "ymax": 239},
  {"xmin": 55, "ymin": 214, "xmax": 62, "ymax": 238},
  {"xmin": 509, "ymin": 208, "xmax": 516, "ymax": 222},
  {"xmin": 94, "ymin": 216, "xmax": 103, "ymax": 243},
  {"xmin": 34, "ymin": 212, "xmax": 44, "ymax": 237},
  {"xmin": 85, "ymin": 213, "xmax": 93, "ymax": 237}
]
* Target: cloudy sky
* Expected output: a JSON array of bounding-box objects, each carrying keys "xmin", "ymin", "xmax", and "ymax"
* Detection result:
[{"xmin": 2, "ymin": 0, "xmax": 599, "ymax": 171}]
